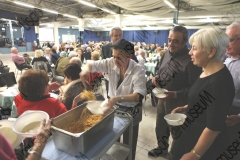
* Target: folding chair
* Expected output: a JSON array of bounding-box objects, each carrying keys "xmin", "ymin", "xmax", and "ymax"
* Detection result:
[
  {"xmin": 14, "ymin": 62, "xmax": 28, "ymax": 78},
  {"xmin": 0, "ymin": 72, "xmax": 17, "ymax": 87}
]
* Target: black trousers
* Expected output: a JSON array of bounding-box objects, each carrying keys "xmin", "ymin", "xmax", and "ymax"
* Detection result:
[{"xmin": 156, "ymin": 99, "xmax": 182, "ymax": 156}]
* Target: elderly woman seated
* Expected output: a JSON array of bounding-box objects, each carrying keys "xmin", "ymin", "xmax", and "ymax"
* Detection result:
[
  {"xmin": 32, "ymin": 49, "xmax": 51, "ymax": 73},
  {"xmin": 14, "ymin": 69, "xmax": 67, "ymax": 118},
  {"xmin": 59, "ymin": 63, "xmax": 91, "ymax": 110}
]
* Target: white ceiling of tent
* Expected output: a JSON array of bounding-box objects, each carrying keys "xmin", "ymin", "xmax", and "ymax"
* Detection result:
[{"xmin": 0, "ymin": 0, "xmax": 240, "ymax": 30}]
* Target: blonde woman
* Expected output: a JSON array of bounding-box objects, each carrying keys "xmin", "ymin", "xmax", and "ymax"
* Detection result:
[
  {"xmin": 91, "ymin": 51, "xmax": 100, "ymax": 60},
  {"xmin": 31, "ymin": 49, "xmax": 48, "ymax": 65},
  {"xmin": 32, "ymin": 49, "xmax": 51, "ymax": 72}
]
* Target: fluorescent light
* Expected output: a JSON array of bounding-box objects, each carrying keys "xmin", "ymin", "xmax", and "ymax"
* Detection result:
[
  {"xmin": 42, "ymin": 9, "xmax": 58, "ymax": 14},
  {"xmin": 164, "ymin": 0, "xmax": 175, "ymax": 9},
  {"xmin": 63, "ymin": 14, "xmax": 78, "ymax": 19},
  {"xmin": 79, "ymin": 0, "xmax": 96, "ymax": 8},
  {"xmin": 101, "ymin": 8, "xmax": 115, "ymax": 14},
  {"xmin": 14, "ymin": 2, "xmax": 35, "ymax": 8}
]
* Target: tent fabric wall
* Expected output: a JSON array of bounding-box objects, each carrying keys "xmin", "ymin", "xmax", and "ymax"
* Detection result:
[
  {"xmin": 187, "ymin": 29, "xmax": 198, "ymax": 48},
  {"xmin": 123, "ymin": 31, "xmax": 134, "ymax": 41},
  {"xmin": 24, "ymin": 27, "xmax": 36, "ymax": 42}
]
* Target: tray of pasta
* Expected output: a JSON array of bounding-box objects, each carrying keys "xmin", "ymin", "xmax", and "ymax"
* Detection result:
[{"xmin": 51, "ymin": 92, "xmax": 116, "ymax": 156}]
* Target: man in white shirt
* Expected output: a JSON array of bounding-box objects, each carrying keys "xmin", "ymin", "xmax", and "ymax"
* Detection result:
[
  {"xmin": 137, "ymin": 50, "xmax": 146, "ymax": 70},
  {"xmin": 80, "ymin": 39, "xmax": 146, "ymax": 160}
]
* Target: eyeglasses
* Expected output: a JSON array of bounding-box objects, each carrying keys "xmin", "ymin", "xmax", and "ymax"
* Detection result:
[{"xmin": 229, "ymin": 37, "xmax": 240, "ymax": 43}]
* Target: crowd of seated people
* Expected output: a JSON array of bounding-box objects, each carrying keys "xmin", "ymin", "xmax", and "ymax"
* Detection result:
[{"xmin": 5, "ymin": 23, "xmax": 240, "ymax": 160}]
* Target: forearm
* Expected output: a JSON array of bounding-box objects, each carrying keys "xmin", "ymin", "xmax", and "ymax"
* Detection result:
[
  {"xmin": 113, "ymin": 93, "xmax": 140, "ymax": 103},
  {"xmin": 26, "ymin": 129, "xmax": 50, "ymax": 160},
  {"xmin": 192, "ymin": 128, "xmax": 219, "ymax": 157}
]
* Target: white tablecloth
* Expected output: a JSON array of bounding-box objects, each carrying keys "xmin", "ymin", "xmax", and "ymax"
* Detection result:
[
  {"xmin": 0, "ymin": 84, "xmax": 19, "ymax": 108},
  {"xmin": 144, "ymin": 63, "xmax": 157, "ymax": 74}
]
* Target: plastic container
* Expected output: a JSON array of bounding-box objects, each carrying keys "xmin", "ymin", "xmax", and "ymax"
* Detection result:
[
  {"xmin": 164, "ymin": 113, "xmax": 187, "ymax": 126},
  {"xmin": 12, "ymin": 110, "xmax": 49, "ymax": 137}
]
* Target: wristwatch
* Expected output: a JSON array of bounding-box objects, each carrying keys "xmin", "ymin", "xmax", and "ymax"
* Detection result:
[{"xmin": 28, "ymin": 147, "xmax": 42, "ymax": 158}]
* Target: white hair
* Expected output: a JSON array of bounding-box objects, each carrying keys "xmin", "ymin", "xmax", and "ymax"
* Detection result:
[
  {"xmin": 140, "ymin": 50, "xmax": 146, "ymax": 55},
  {"xmin": 226, "ymin": 22, "xmax": 240, "ymax": 36},
  {"xmin": 109, "ymin": 27, "xmax": 122, "ymax": 36},
  {"xmin": 86, "ymin": 47, "xmax": 92, "ymax": 52},
  {"xmin": 11, "ymin": 47, "xmax": 17, "ymax": 52},
  {"xmin": 70, "ymin": 57, "xmax": 82, "ymax": 67},
  {"xmin": 189, "ymin": 28, "xmax": 229, "ymax": 62},
  {"xmin": 34, "ymin": 50, "xmax": 43, "ymax": 58}
]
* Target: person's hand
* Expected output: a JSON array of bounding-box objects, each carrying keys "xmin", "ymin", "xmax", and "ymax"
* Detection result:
[
  {"xmin": 152, "ymin": 77, "xmax": 159, "ymax": 86},
  {"xmin": 226, "ymin": 115, "xmax": 240, "ymax": 126},
  {"xmin": 80, "ymin": 69, "xmax": 89, "ymax": 89},
  {"xmin": 115, "ymin": 51, "xmax": 130, "ymax": 68},
  {"xmin": 171, "ymin": 106, "xmax": 187, "ymax": 114},
  {"xmin": 48, "ymin": 82, "xmax": 61, "ymax": 91},
  {"xmin": 159, "ymin": 91, "xmax": 175, "ymax": 100},
  {"xmin": 101, "ymin": 98, "xmax": 118, "ymax": 115},
  {"xmin": 180, "ymin": 152, "xmax": 200, "ymax": 160},
  {"xmin": 33, "ymin": 119, "xmax": 51, "ymax": 150}
]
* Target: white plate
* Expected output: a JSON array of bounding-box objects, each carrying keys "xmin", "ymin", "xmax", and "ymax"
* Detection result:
[
  {"xmin": 0, "ymin": 119, "xmax": 24, "ymax": 148},
  {"xmin": 152, "ymin": 88, "xmax": 168, "ymax": 98}
]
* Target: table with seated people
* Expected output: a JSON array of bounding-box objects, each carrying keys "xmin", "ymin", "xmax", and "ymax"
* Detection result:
[{"xmin": 144, "ymin": 62, "xmax": 157, "ymax": 75}]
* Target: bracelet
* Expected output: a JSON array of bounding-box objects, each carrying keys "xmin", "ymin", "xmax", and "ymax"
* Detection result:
[
  {"xmin": 192, "ymin": 149, "xmax": 201, "ymax": 158},
  {"xmin": 28, "ymin": 147, "xmax": 42, "ymax": 158}
]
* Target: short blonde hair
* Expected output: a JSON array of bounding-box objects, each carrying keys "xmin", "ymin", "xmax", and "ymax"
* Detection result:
[
  {"xmin": 189, "ymin": 28, "xmax": 229, "ymax": 62},
  {"xmin": 134, "ymin": 46, "xmax": 139, "ymax": 51},
  {"xmin": 91, "ymin": 51, "xmax": 100, "ymax": 60},
  {"xmin": 34, "ymin": 50, "xmax": 43, "ymax": 58}
]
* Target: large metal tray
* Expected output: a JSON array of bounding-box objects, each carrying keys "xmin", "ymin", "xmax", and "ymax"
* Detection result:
[{"xmin": 51, "ymin": 101, "xmax": 115, "ymax": 156}]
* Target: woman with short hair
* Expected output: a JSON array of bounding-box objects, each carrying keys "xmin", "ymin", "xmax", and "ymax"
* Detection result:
[
  {"xmin": 171, "ymin": 28, "xmax": 235, "ymax": 159},
  {"xmin": 15, "ymin": 69, "xmax": 67, "ymax": 118},
  {"xmin": 31, "ymin": 49, "xmax": 48, "ymax": 65},
  {"xmin": 80, "ymin": 39, "xmax": 146, "ymax": 160}
]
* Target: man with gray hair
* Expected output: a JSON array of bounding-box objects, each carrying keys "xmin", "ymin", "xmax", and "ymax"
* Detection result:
[
  {"xmin": 70, "ymin": 57, "xmax": 82, "ymax": 67},
  {"xmin": 225, "ymin": 22, "xmax": 240, "ymax": 157},
  {"xmin": 44, "ymin": 47, "xmax": 51, "ymax": 61},
  {"xmin": 149, "ymin": 26, "xmax": 202, "ymax": 158},
  {"xmin": 11, "ymin": 47, "xmax": 32, "ymax": 69}
]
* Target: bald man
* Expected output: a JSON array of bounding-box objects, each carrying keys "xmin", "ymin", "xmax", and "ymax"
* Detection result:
[{"xmin": 11, "ymin": 47, "xmax": 32, "ymax": 69}]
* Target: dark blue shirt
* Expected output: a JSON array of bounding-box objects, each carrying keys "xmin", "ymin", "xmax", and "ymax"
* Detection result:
[{"xmin": 51, "ymin": 53, "xmax": 60, "ymax": 65}]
